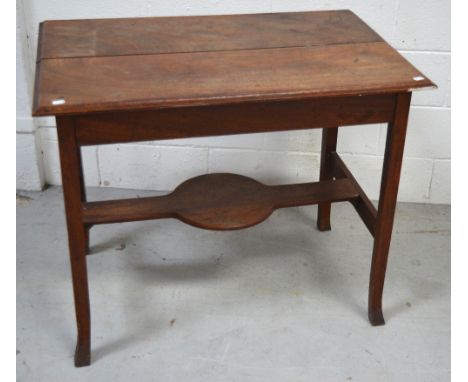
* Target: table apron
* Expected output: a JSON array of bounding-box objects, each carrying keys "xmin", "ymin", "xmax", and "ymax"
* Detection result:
[{"xmin": 69, "ymin": 94, "xmax": 397, "ymax": 146}]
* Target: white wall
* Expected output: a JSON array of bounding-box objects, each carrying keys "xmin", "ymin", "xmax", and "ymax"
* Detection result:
[
  {"xmin": 16, "ymin": 0, "xmax": 44, "ymax": 190},
  {"xmin": 16, "ymin": 0, "xmax": 451, "ymax": 204}
]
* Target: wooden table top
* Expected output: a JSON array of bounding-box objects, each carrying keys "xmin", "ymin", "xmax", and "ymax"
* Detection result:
[{"xmin": 32, "ymin": 10, "xmax": 434, "ymax": 116}]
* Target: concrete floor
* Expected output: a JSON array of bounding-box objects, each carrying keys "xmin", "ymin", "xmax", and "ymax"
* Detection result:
[{"xmin": 17, "ymin": 186, "xmax": 450, "ymax": 381}]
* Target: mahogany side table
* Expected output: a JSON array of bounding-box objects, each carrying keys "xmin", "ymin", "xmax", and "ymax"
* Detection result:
[{"xmin": 32, "ymin": 10, "xmax": 435, "ymax": 367}]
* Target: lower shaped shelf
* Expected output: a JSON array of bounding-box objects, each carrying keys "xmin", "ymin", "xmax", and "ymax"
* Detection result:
[{"xmin": 83, "ymin": 173, "xmax": 359, "ymax": 230}]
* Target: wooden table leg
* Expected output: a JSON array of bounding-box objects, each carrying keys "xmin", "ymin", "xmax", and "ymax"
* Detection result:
[
  {"xmin": 317, "ymin": 127, "xmax": 338, "ymax": 231},
  {"xmin": 83, "ymin": 225, "xmax": 91, "ymax": 255},
  {"xmin": 57, "ymin": 117, "xmax": 91, "ymax": 366},
  {"xmin": 76, "ymin": 144, "xmax": 91, "ymax": 255},
  {"xmin": 368, "ymin": 92, "xmax": 411, "ymax": 325}
]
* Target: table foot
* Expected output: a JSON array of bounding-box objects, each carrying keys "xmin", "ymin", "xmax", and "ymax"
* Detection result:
[
  {"xmin": 74, "ymin": 343, "xmax": 91, "ymax": 367},
  {"xmin": 368, "ymin": 309, "xmax": 385, "ymax": 326},
  {"xmin": 316, "ymin": 220, "xmax": 331, "ymax": 231}
]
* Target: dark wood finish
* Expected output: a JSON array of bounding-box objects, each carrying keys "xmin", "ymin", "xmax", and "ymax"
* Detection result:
[
  {"xmin": 56, "ymin": 117, "xmax": 91, "ymax": 367},
  {"xmin": 33, "ymin": 42, "xmax": 433, "ymax": 116},
  {"xmin": 83, "ymin": 224, "xmax": 91, "ymax": 255},
  {"xmin": 368, "ymin": 92, "xmax": 412, "ymax": 325},
  {"xmin": 75, "ymin": 144, "xmax": 91, "ymax": 255},
  {"xmin": 74, "ymin": 95, "xmax": 395, "ymax": 146},
  {"xmin": 32, "ymin": 11, "xmax": 434, "ymax": 116},
  {"xmin": 38, "ymin": 11, "xmax": 382, "ymax": 59},
  {"xmin": 82, "ymin": 174, "xmax": 359, "ymax": 229},
  {"xmin": 31, "ymin": 11, "xmax": 435, "ymax": 366},
  {"xmin": 317, "ymin": 127, "xmax": 338, "ymax": 231},
  {"xmin": 332, "ymin": 152, "xmax": 378, "ymax": 236}
]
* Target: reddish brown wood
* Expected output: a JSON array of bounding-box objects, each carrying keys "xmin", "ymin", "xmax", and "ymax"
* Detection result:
[
  {"xmin": 368, "ymin": 92, "xmax": 412, "ymax": 326},
  {"xmin": 82, "ymin": 174, "xmax": 359, "ymax": 229},
  {"xmin": 32, "ymin": 11, "xmax": 434, "ymax": 117},
  {"xmin": 317, "ymin": 127, "xmax": 338, "ymax": 231},
  {"xmin": 83, "ymin": 225, "xmax": 90, "ymax": 255},
  {"xmin": 38, "ymin": 11, "xmax": 382, "ymax": 59},
  {"xmin": 33, "ymin": 41, "xmax": 433, "ymax": 116},
  {"xmin": 74, "ymin": 95, "xmax": 395, "ymax": 146},
  {"xmin": 56, "ymin": 117, "xmax": 91, "ymax": 367},
  {"xmin": 332, "ymin": 152, "xmax": 378, "ymax": 236},
  {"xmin": 75, "ymin": 140, "xmax": 91, "ymax": 254},
  {"xmin": 30, "ymin": 11, "xmax": 435, "ymax": 367}
]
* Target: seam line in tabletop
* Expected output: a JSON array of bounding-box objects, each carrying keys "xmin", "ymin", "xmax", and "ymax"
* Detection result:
[{"xmin": 38, "ymin": 40, "xmax": 384, "ymax": 61}]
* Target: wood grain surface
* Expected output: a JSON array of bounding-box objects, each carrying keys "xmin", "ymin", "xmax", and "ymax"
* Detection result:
[
  {"xmin": 73, "ymin": 95, "xmax": 396, "ymax": 145},
  {"xmin": 32, "ymin": 10, "xmax": 435, "ymax": 116},
  {"xmin": 31, "ymin": 12, "xmax": 436, "ymax": 365},
  {"xmin": 82, "ymin": 173, "xmax": 359, "ymax": 230},
  {"xmin": 38, "ymin": 11, "xmax": 382, "ymax": 58}
]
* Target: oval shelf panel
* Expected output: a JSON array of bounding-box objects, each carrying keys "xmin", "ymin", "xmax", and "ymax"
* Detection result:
[{"xmin": 171, "ymin": 173, "xmax": 275, "ymax": 230}]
